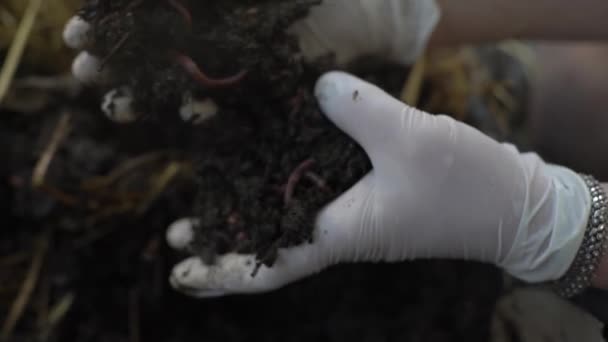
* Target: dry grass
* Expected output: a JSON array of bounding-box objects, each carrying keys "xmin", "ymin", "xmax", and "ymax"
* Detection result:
[
  {"xmin": 0, "ymin": 0, "xmax": 79, "ymax": 103},
  {"xmin": 0, "ymin": 0, "xmax": 79, "ymax": 70}
]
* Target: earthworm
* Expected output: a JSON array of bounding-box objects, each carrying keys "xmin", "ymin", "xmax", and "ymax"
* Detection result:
[
  {"xmin": 172, "ymin": 52, "xmax": 247, "ymax": 88},
  {"xmin": 167, "ymin": 0, "xmax": 192, "ymax": 28},
  {"xmin": 305, "ymin": 171, "xmax": 329, "ymax": 191},
  {"xmin": 283, "ymin": 158, "xmax": 316, "ymax": 206}
]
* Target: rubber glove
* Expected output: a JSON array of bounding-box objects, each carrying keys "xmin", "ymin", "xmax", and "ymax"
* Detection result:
[
  {"xmin": 166, "ymin": 71, "xmax": 591, "ymax": 297},
  {"xmin": 62, "ymin": 0, "xmax": 440, "ymax": 122}
]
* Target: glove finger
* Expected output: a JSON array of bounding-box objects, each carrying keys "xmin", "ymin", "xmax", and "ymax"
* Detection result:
[
  {"xmin": 169, "ymin": 241, "xmax": 324, "ymax": 298},
  {"xmin": 72, "ymin": 52, "xmax": 111, "ymax": 85},
  {"xmin": 179, "ymin": 93, "xmax": 220, "ymax": 125},
  {"xmin": 65, "ymin": 16, "xmax": 219, "ymax": 125},
  {"xmin": 168, "ymin": 173, "xmax": 381, "ymax": 298},
  {"xmin": 166, "ymin": 217, "xmax": 199, "ymax": 251},
  {"xmin": 102, "ymin": 86, "xmax": 140, "ymax": 123},
  {"xmin": 169, "ymin": 255, "xmax": 258, "ymax": 298},
  {"xmin": 102, "ymin": 85, "xmax": 222, "ymax": 124},
  {"xmin": 63, "ymin": 16, "xmax": 92, "ymax": 50}
]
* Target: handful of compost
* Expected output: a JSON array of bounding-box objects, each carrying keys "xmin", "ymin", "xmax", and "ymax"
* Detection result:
[
  {"xmin": 65, "ymin": 0, "xmax": 595, "ymax": 300},
  {"xmin": 164, "ymin": 71, "xmax": 590, "ymax": 297}
]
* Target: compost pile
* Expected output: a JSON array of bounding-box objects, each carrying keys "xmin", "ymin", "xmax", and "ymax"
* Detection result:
[
  {"xmin": 81, "ymin": 0, "xmax": 373, "ymax": 268},
  {"xmin": 0, "ymin": 0, "xmax": 531, "ymax": 341}
]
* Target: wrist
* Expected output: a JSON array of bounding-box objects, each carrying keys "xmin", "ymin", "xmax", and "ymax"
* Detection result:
[
  {"xmin": 502, "ymin": 164, "xmax": 590, "ymax": 283},
  {"xmin": 591, "ymin": 183, "xmax": 608, "ymax": 289},
  {"xmin": 553, "ymin": 176, "xmax": 608, "ymax": 298}
]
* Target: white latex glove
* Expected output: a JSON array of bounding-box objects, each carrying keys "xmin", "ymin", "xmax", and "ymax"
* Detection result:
[
  {"xmin": 62, "ymin": 0, "xmax": 439, "ymax": 122},
  {"xmin": 166, "ymin": 71, "xmax": 591, "ymax": 297}
]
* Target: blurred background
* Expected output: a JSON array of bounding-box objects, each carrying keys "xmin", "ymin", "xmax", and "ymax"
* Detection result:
[
  {"xmin": 0, "ymin": 0, "xmax": 77, "ymax": 73},
  {"xmin": 529, "ymin": 43, "xmax": 608, "ymax": 179},
  {"xmin": 1, "ymin": 0, "xmax": 608, "ymax": 341}
]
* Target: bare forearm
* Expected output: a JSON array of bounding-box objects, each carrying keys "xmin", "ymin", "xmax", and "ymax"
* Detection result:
[
  {"xmin": 591, "ymin": 183, "xmax": 608, "ymax": 289},
  {"xmin": 429, "ymin": 0, "xmax": 608, "ymax": 47}
]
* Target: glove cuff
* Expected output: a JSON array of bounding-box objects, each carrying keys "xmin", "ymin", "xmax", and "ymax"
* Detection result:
[{"xmin": 502, "ymin": 164, "xmax": 590, "ymax": 283}]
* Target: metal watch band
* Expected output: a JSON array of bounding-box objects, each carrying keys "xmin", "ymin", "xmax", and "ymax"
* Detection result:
[{"xmin": 554, "ymin": 174, "xmax": 608, "ymax": 298}]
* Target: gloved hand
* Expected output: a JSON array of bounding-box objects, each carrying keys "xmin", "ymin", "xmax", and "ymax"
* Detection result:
[
  {"xmin": 166, "ymin": 71, "xmax": 591, "ymax": 297},
  {"xmin": 62, "ymin": 0, "xmax": 439, "ymax": 122}
]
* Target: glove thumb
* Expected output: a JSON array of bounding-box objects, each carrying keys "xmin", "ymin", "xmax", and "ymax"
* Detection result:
[{"xmin": 314, "ymin": 71, "xmax": 423, "ymax": 168}]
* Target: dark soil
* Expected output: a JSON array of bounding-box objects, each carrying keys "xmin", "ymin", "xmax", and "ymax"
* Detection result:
[
  {"xmin": 80, "ymin": 0, "xmax": 373, "ymax": 268},
  {"xmin": 0, "ymin": 0, "xmax": 534, "ymax": 341},
  {"xmin": 1, "ymin": 97, "xmax": 504, "ymax": 342}
]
